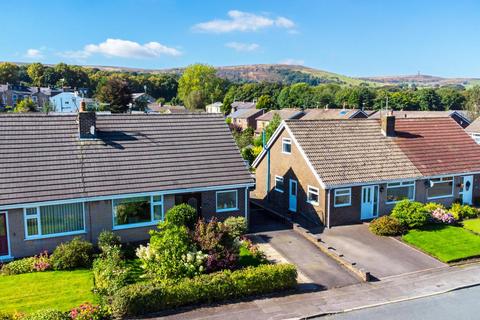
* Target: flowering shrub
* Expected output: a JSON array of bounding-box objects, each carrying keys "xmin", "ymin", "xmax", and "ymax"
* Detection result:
[
  {"xmin": 33, "ymin": 251, "xmax": 52, "ymax": 272},
  {"xmin": 224, "ymin": 216, "xmax": 247, "ymax": 239},
  {"xmin": 93, "ymin": 246, "xmax": 129, "ymax": 297},
  {"xmin": 450, "ymin": 203, "xmax": 479, "ymax": 220},
  {"xmin": 182, "ymin": 250, "xmax": 208, "ymax": 277},
  {"xmin": 431, "ymin": 208, "xmax": 456, "ymax": 224},
  {"xmin": 70, "ymin": 303, "xmax": 107, "ymax": 320},
  {"xmin": 0, "ymin": 257, "xmax": 35, "ymax": 275}
]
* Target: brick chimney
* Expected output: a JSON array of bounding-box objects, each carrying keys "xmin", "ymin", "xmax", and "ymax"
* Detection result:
[
  {"xmin": 78, "ymin": 101, "xmax": 96, "ymax": 139},
  {"xmin": 381, "ymin": 110, "xmax": 395, "ymax": 137}
]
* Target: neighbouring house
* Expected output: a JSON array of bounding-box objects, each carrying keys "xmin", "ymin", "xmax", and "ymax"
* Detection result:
[
  {"xmin": 0, "ymin": 111, "xmax": 253, "ymax": 260},
  {"xmin": 465, "ymin": 117, "xmax": 480, "ymax": 144},
  {"xmin": 255, "ymin": 109, "xmax": 304, "ymax": 134},
  {"xmin": 231, "ymin": 101, "xmax": 256, "ymax": 113},
  {"xmin": 50, "ymin": 91, "xmax": 84, "ymax": 112},
  {"xmin": 229, "ymin": 108, "xmax": 265, "ymax": 131},
  {"xmin": 251, "ymin": 114, "xmax": 480, "ymax": 227},
  {"xmin": 368, "ymin": 110, "xmax": 472, "ymax": 128},
  {"xmin": 0, "ymin": 84, "xmax": 63, "ymax": 110},
  {"xmin": 146, "ymin": 103, "xmax": 187, "ymax": 114},
  {"xmin": 206, "ymin": 102, "xmax": 223, "ymax": 114},
  {"xmin": 131, "ymin": 93, "xmax": 156, "ymax": 110},
  {"xmin": 301, "ymin": 108, "xmax": 369, "ymax": 120}
]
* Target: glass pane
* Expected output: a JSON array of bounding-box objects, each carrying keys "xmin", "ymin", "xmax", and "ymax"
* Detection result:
[
  {"xmin": 40, "ymin": 203, "xmax": 84, "ymax": 235},
  {"xmin": 153, "ymin": 195, "xmax": 162, "ymax": 202},
  {"xmin": 335, "ymin": 194, "xmax": 350, "ymax": 206},
  {"xmin": 153, "ymin": 204, "xmax": 163, "ymax": 221},
  {"xmin": 428, "ymin": 182, "xmax": 453, "ymax": 198},
  {"xmin": 0, "ymin": 215, "xmax": 5, "ymax": 236},
  {"xmin": 114, "ymin": 196, "xmax": 151, "ymax": 226},
  {"xmin": 27, "ymin": 218, "xmax": 39, "ymax": 236},
  {"xmin": 308, "ymin": 192, "xmax": 319, "ymax": 203},
  {"xmin": 387, "ymin": 186, "xmax": 414, "ymax": 202},
  {"xmin": 217, "ymin": 191, "xmax": 237, "ymax": 210},
  {"xmin": 26, "ymin": 208, "xmax": 37, "ymax": 216}
]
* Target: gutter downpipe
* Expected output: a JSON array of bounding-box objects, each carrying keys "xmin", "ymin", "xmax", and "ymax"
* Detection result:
[
  {"xmin": 263, "ymin": 130, "xmax": 271, "ymax": 198},
  {"xmin": 327, "ymin": 189, "xmax": 331, "ymax": 229}
]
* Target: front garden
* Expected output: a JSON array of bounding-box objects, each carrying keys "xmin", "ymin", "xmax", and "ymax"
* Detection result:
[
  {"xmin": 0, "ymin": 204, "xmax": 297, "ymax": 319},
  {"xmin": 369, "ymin": 200, "xmax": 480, "ymax": 263}
]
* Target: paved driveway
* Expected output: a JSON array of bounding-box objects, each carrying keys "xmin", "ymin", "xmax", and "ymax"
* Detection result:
[{"xmin": 320, "ymin": 224, "xmax": 445, "ymax": 279}]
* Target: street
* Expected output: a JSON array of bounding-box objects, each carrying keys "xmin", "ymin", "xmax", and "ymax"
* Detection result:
[{"xmin": 320, "ymin": 285, "xmax": 480, "ymax": 320}]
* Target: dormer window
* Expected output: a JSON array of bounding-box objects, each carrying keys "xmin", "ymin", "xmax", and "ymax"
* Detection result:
[{"xmin": 282, "ymin": 138, "xmax": 292, "ymax": 154}]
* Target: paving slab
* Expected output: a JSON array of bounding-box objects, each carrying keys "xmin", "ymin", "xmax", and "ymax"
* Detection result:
[{"xmin": 319, "ymin": 224, "xmax": 445, "ymax": 279}]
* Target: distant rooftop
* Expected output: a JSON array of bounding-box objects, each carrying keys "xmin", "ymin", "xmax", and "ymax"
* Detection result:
[{"xmin": 256, "ymin": 108, "xmax": 304, "ymax": 121}]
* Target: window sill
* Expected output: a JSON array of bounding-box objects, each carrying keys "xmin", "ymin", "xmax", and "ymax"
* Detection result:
[
  {"xmin": 307, "ymin": 200, "xmax": 319, "ymax": 206},
  {"xmin": 386, "ymin": 199, "xmax": 415, "ymax": 205},
  {"xmin": 216, "ymin": 207, "xmax": 239, "ymax": 213},
  {"xmin": 275, "ymin": 189, "xmax": 284, "ymax": 193},
  {"xmin": 113, "ymin": 221, "xmax": 160, "ymax": 231},
  {"xmin": 25, "ymin": 230, "xmax": 86, "ymax": 241},
  {"xmin": 334, "ymin": 203, "xmax": 351, "ymax": 208},
  {"xmin": 427, "ymin": 195, "xmax": 454, "ymax": 200},
  {"xmin": 0, "ymin": 255, "xmax": 13, "ymax": 262}
]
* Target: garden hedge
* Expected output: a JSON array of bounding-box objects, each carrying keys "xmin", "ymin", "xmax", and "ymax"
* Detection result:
[{"xmin": 111, "ymin": 263, "xmax": 297, "ymax": 317}]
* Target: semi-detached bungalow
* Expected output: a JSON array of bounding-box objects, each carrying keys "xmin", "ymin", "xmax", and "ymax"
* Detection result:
[
  {"xmin": 252, "ymin": 114, "xmax": 480, "ymax": 227},
  {"xmin": 0, "ymin": 111, "xmax": 253, "ymax": 261}
]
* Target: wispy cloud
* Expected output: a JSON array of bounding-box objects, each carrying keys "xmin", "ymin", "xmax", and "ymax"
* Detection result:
[
  {"xmin": 24, "ymin": 48, "xmax": 44, "ymax": 59},
  {"xmin": 279, "ymin": 58, "xmax": 304, "ymax": 66},
  {"xmin": 58, "ymin": 38, "xmax": 181, "ymax": 60},
  {"xmin": 225, "ymin": 42, "xmax": 260, "ymax": 52},
  {"xmin": 193, "ymin": 10, "xmax": 295, "ymax": 33}
]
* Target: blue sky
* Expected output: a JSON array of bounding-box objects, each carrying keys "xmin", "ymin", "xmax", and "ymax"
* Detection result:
[{"xmin": 1, "ymin": 0, "xmax": 479, "ymax": 77}]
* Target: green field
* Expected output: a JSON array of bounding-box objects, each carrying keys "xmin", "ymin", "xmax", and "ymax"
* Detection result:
[
  {"xmin": 403, "ymin": 224, "xmax": 480, "ymax": 263},
  {"xmin": 0, "ymin": 269, "xmax": 94, "ymax": 313}
]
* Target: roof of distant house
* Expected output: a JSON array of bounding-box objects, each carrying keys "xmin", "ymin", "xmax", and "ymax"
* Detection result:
[
  {"xmin": 301, "ymin": 108, "xmax": 367, "ymax": 120},
  {"xmin": 256, "ymin": 109, "xmax": 304, "ymax": 121},
  {"xmin": 232, "ymin": 101, "xmax": 256, "ymax": 110},
  {"xmin": 206, "ymin": 102, "xmax": 223, "ymax": 108},
  {"xmin": 229, "ymin": 108, "xmax": 264, "ymax": 119},
  {"xmin": 369, "ymin": 110, "xmax": 470, "ymax": 120},
  {"xmin": 253, "ymin": 117, "xmax": 480, "ymax": 187},
  {"xmin": 466, "ymin": 117, "xmax": 480, "ymax": 134},
  {"xmin": 0, "ymin": 113, "xmax": 253, "ymax": 207},
  {"xmin": 147, "ymin": 103, "xmax": 186, "ymax": 113}
]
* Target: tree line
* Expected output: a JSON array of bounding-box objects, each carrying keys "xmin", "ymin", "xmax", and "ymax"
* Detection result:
[{"xmin": 1, "ymin": 61, "xmax": 480, "ymax": 116}]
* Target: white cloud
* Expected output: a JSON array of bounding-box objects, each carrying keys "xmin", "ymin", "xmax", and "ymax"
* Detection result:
[
  {"xmin": 225, "ymin": 42, "xmax": 260, "ymax": 52},
  {"xmin": 193, "ymin": 10, "xmax": 295, "ymax": 33},
  {"xmin": 279, "ymin": 58, "xmax": 304, "ymax": 66},
  {"xmin": 59, "ymin": 38, "xmax": 181, "ymax": 60},
  {"xmin": 24, "ymin": 48, "xmax": 44, "ymax": 59}
]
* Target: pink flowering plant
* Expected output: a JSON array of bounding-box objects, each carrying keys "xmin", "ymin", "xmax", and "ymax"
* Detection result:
[
  {"xmin": 33, "ymin": 251, "xmax": 52, "ymax": 272},
  {"xmin": 70, "ymin": 303, "xmax": 107, "ymax": 320},
  {"xmin": 431, "ymin": 208, "xmax": 456, "ymax": 224}
]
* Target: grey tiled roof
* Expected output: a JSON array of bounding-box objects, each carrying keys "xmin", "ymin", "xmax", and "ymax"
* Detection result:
[
  {"xmin": 229, "ymin": 108, "xmax": 264, "ymax": 119},
  {"xmin": 257, "ymin": 109, "xmax": 304, "ymax": 121},
  {"xmin": 285, "ymin": 120, "xmax": 422, "ymax": 187},
  {"xmin": 466, "ymin": 117, "xmax": 480, "ymax": 134},
  {"xmin": 301, "ymin": 108, "xmax": 364, "ymax": 120},
  {"xmin": 0, "ymin": 113, "xmax": 253, "ymax": 207}
]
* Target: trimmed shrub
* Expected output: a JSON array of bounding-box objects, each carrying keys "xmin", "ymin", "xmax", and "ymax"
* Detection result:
[
  {"xmin": 450, "ymin": 203, "xmax": 479, "ymax": 220},
  {"xmin": 423, "ymin": 202, "xmax": 445, "ymax": 213},
  {"xmin": 391, "ymin": 200, "xmax": 429, "ymax": 228},
  {"xmin": 0, "ymin": 257, "xmax": 35, "ymax": 275},
  {"xmin": 111, "ymin": 263, "xmax": 297, "ymax": 317},
  {"xmin": 51, "ymin": 237, "xmax": 94, "ymax": 270},
  {"xmin": 23, "ymin": 310, "xmax": 70, "ymax": 320},
  {"xmin": 165, "ymin": 204, "xmax": 197, "ymax": 229},
  {"xmin": 97, "ymin": 231, "xmax": 121, "ymax": 253},
  {"xmin": 93, "ymin": 246, "xmax": 129, "ymax": 297},
  {"xmin": 369, "ymin": 216, "xmax": 405, "ymax": 236},
  {"xmin": 224, "ymin": 216, "xmax": 248, "ymax": 238}
]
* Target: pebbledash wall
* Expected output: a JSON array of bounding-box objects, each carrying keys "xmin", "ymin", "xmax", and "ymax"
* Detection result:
[{"xmin": 5, "ymin": 187, "xmax": 248, "ymax": 258}]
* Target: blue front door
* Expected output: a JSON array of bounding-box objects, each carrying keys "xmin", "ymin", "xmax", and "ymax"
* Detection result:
[{"xmin": 289, "ymin": 179, "xmax": 298, "ymax": 212}]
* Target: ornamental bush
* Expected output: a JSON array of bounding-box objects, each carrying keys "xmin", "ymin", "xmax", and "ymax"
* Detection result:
[
  {"xmin": 22, "ymin": 309, "xmax": 70, "ymax": 320},
  {"xmin": 431, "ymin": 208, "xmax": 456, "ymax": 224},
  {"xmin": 93, "ymin": 246, "xmax": 130, "ymax": 297},
  {"xmin": 111, "ymin": 263, "xmax": 297, "ymax": 318},
  {"xmin": 391, "ymin": 200, "xmax": 429, "ymax": 228},
  {"xmin": 51, "ymin": 237, "xmax": 94, "ymax": 270},
  {"xmin": 423, "ymin": 202, "xmax": 445, "ymax": 213},
  {"xmin": 165, "ymin": 204, "xmax": 197, "ymax": 229},
  {"xmin": 97, "ymin": 230, "xmax": 121, "ymax": 253},
  {"xmin": 0, "ymin": 257, "xmax": 35, "ymax": 275},
  {"xmin": 450, "ymin": 203, "xmax": 479, "ymax": 220},
  {"xmin": 369, "ymin": 216, "xmax": 405, "ymax": 236},
  {"xmin": 70, "ymin": 303, "xmax": 107, "ymax": 320},
  {"xmin": 224, "ymin": 216, "xmax": 248, "ymax": 239}
]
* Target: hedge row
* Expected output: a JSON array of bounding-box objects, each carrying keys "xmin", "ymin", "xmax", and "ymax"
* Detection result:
[{"xmin": 111, "ymin": 263, "xmax": 297, "ymax": 317}]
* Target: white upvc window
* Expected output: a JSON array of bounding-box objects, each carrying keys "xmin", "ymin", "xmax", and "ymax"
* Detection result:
[
  {"xmin": 275, "ymin": 176, "xmax": 284, "ymax": 193},
  {"xmin": 334, "ymin": 188, "xmax": 351, "ymax": 207},
  {"xmin": 112, "ymin": 195, "xmax": 164, "ymax": 230},
  {"xmin": 427, "ymin": 177, "xmax": 454, "ymax": 200},
  {"xmin": 386, "ymin": 181, "xmax": 415, "ymax": 204},
  {"xmin": 307, "ymin": 186, "xmax": 320, "ymax": 206},
  {"xmin": 216, "ymin": 190, "xmax": 238, "ymax": 213},
  {"xmin": 282, "ymin": 138, "xmax": 292, "ymax": 154},
  {"xmin": 24, "ymin": 202, "xmax": 85, "ymax": 240}
]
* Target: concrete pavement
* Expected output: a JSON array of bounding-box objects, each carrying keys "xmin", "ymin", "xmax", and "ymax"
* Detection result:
[{"xmin": 152, "ymin": 263, "xmax": 480, "ymax": 320}]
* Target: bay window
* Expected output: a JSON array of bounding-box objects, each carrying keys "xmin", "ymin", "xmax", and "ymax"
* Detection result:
[
  {"xmin": 24, "ymin": 203, "xmax": 85, "ymax": 239},
  {"xmin": 216, "ymin": 190, "xmax": 238, "ymax": 212},
  {"xmin": 113, "ymin": 195, "xmax": 164, "ymax": 229},
  {"xmin": 427, "ymin": 177, "xmax": 454, "ymax": 199},
  {"xmin": 386, "ymin": 181, "xmax": 415, "ymax": 203}
]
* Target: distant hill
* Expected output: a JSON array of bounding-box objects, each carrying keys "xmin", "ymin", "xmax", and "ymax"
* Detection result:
[{"xmin": 12, "ymin": 61, "xmax": 480, "ymax": 87}]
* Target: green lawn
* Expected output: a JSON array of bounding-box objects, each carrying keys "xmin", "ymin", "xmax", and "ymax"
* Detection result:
[
  {"xmin": 0, "ymin": 269, "xmax": 94, "ymax": 313},
  {"xmin": 403, "ymin": 224, "xmax": 480, "ymax": 263},
  {"xmin": 462, "ymin": 218, "xmax": 480, "ymax": 234}
]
